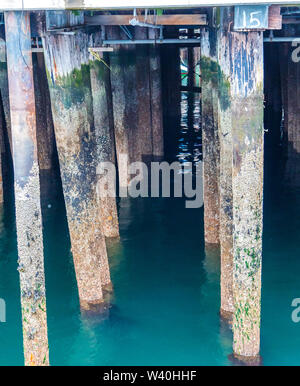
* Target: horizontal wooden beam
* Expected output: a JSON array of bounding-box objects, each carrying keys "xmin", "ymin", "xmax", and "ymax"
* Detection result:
[
  {"xmin": 268, "ymin": 5, "xmax": 282, "ymax": 30},
  {"xmin": 85, "ymin": 14, "xmax": 207, "ymax": 26},
  {"xmin": 1, "ymin": 0, "xmax": 299, "ymax": 11}
]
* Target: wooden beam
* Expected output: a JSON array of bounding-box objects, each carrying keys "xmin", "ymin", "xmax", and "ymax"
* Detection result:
[
  {"xmin": 0, "ymin": 0, "xmax": 299, "ymax": 11},
  {"xmin": 85, "ymin": 14, "xmax": 207, "ymax": 26},
  {"xmin": 268, "ymin": 5, "xmax": 282, "ymax": 30}
]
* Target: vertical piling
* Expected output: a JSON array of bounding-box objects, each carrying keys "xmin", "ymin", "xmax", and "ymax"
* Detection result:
[
  {"xmin": 217, "ymin": 8, "xmax": 234, "ymax": 320},
  {"xmin": 135, "ymin": 27, "xmax": 153, "ymax": 164},
  {"xmin": 5, "ymin": 11, "xmax": 49, "ymax": 366},
  {"xmin": 108, "ymin": 27, "xmax": 133, "ymax": 189},
  {"xmin": 89, "ymin": 33, "xmax": 119, "ymax": 238},
  {"xmin": 0, "ymin": 95, "xmax": 4, "ymax": 203},
  {"xmin": 161, "ymin": 27, "xmax": 181, "ymax": 160},
  {"xmin": 32, "ymin": 52, "xmax": 55, "ymax": 171},
  {"xmin": 148, "ymin": 28, "xmax": 164, "ymax": 161},
  {"xmin": 230, "ymin": 28, "xmax": 264, "ymax": 362},
  {"xmin": 43, "ymin": 28, "xmax": 111, "ymax": 309},
  {"xmin": 0, "ymin": 37, "xmax": 12, "ymax": 154},
  {"xmin": 200, "ymin": 23, "xmax": 220, "ymax": 245}
]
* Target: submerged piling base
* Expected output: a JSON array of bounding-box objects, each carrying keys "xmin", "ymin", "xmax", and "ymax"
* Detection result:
[
  {"xmin": 228, "ymin": 353, "xmax": 262, "ymax": 366},
  {"xmin": 5, "ymin": 10, "xmax": 49, "ymax": 366}
]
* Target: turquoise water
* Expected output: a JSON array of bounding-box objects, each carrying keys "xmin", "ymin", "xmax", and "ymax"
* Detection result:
[{"xmin": 0, "ymin": 93, "xmax": 299, "ymax": 366}]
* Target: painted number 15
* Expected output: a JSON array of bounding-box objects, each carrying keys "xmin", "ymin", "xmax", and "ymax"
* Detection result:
[{"xmin": 243, "ymin": 11, "xmax": 262, "ymax": 28}]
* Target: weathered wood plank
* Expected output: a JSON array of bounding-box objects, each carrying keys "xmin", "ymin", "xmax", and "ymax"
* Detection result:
[
  {"xmin": 149, "ymin": 28, "xmax": 164, "ymax": 160},
  {"xmin": 218, "ymin": 7, "xmax": 234, "ymax": 321},
  {"xmin": 85, "ymin": 14, "xmax": 207, "ymax": 26},
  {"xmin": 201, "ymin": 24, "xmax": 220, "ymax": 245},
  {"xmin": 230, "ymin": 27, "xmax": 264, "ymax": 362},
  {"xmin": 89, "ymin": 31, "xmax": 120, "ymax": 238},
  {"xmin": 268, "ymin": 5, "xmax": 282, "ymax": 30},
  {"xmin": 43, "ymin": 28, "xmax": 111, "ymax": 310}
]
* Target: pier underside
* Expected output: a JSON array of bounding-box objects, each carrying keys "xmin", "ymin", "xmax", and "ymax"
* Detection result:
[{"xmin": 0, "ymin": 4, "xmax": 299, "ymax": 365}]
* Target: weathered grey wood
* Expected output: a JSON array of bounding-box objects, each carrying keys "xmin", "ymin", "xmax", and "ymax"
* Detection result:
[
  {"xmin": 90, "ymin": 32, "xmax": 120, "ymax": 238},
  {"xmin": 135, "ymin": 27, "xmax": 153, "ymax": 164},
  {"xmin": 0, "ymin": 42, "xmax": 12, "ymax": 154},
  {"xmin": 200, "ymin": 23, "xmax": 220, "ymax": 245},
  {"xmin": 149, "ymin": 28, "xmax": 164, "ymax": 160},
  {"xmin": 32, "ymin": 53, "xmax": 55, "ymax": 170},
  {"xmin": 218, "ymin": 7, "xmax": 234, "ymax": 322},
  {"xmin": 108, "ymin": 26, "xmax": 133, "ymax": 189},
  {"xmin": 42, "ymin": 27, "xmax": 111, "ymax": 310},
  {"xmin": 0, "ymin": 94, "xmax": 5, "ymax": 203},
  {"xmin": 85, "ymin": 14, "xmax": 207, "ymax": 26},
  {"xmin": 5, "ymin": 11, "xmax": 49, "ymax": 366},
  {"xmin": 230, "ymin": 23, "xmax": 264, "ymax": 361}
]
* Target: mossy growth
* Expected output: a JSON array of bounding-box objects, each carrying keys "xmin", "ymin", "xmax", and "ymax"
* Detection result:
[
  {"xmin": 200, "ymin": 56, "xmax": 231, "ymax": 110},
  {"xmin": 48, "ymin": 63, "xmax": 92, "ymax": 109}
]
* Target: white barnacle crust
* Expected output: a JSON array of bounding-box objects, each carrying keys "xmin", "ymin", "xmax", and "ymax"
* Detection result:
[
  {"xmin": 232, "ymin": 148, "xmax": 263, "ymax": 358},
  {"xmin": 15, "ymin": 161, "xmax": 49, "ymax": 366}
]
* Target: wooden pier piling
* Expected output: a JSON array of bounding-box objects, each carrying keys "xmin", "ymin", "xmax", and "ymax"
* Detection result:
[
  {"xmin": 5, "ymin": 11, "xmax": 49, "ymax": 366},
  {"xmin": 32, "ymin": 52, "xmax": 55, "ymax": 171},
  {"xmin": 0, "ymin": 94, "xmax": 5, "ymax": 203},
  {"xmin": 230, "ymin": 26, "xmax": 264, "ymax": 362},
  {"xmin": 0, "ymin": 40, "xmax": 12, "ymax": 155},
  {"xmin": 200, "ymin": 23, "xmax": 220, "ymax": 245},
  {"xmin": 108, "ymin": 26, "xmax": 133, "ymax": 190},
  {"xmin": 43, "ymin": 27, "xmax": 111, "ymax": 309},
  {"xmin": 149, "ymin": 28, "xmax": 164, "ymax": 161},
  {"xmin": 135, "ymin": 27, "xmax": 153, "ymax": 164},
  {"xmin": 218, "ymin": 7, "xmax": 234, "ymax": 321},
  {"xmin": 89, "ymin": 33, "xmax": 120, "ymax": 238}
]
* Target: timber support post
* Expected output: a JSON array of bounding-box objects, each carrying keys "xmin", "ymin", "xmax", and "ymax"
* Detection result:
[
  {"xmin": 217, "ymin": 7, "xmax": 234, "ymax": 321},
  {"xmin": 149, "ymin": 28, "xmax": 164, "ymax": 161},
  {"xmin": 108, "ymin": 26, "xmax": 133, "ymax": 190},
  {"xmin": 5, "ymin": 11, "xmax": 49, "ymax": 366},
  {"xmin": 135, "ymin": 27, "xmax": 153, "ymax": 165},
  {"xmin": 200, "ymin": 16, "xmax": 220, "ymax": 245},
  {"xmin": 42, "ymin": 14, "xmax": 111, "ymax": 310},
  {"xmin": 0, "ymin": 36, "xmax": 12, "ymax": 156},
  {"xmin": 89, "ymin": 31, "xmax": 120, "ymax": 238},
  {"xmin": 228, "ymin": 12, "xmax": 265, "ymax": 362},
  {"xmin": 0, "ymin": 92, "xmax": 4, "ymax": 203},
  {"xmin": 32, "ymin": 52, "xmax": 55, "ymax": 171}
]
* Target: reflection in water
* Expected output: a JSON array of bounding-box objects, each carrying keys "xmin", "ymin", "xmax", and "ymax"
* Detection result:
[{"xmin": 177, "ymin": 92, "xmax": 202, "ymax": 166}]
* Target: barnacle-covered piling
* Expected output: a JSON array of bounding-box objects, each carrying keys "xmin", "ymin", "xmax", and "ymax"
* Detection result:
[
  {"xmin": 43, "ymin": 27, "xmax": 111, "ymax": 310},
  {"xmin": 135, "ymin": 27, "xmax": 153, "ymax": 164},
  {"xmin": 149, "ymin": 28, "xmax": 164, "ymax": 161},
  {"xmin": 200, "ymin": 24, "xmax": 220, "ymax": 245},
  {"xmin": 218, "ymin": 7, "xmax": 234, "ymax": 321},
  {"xmin": 230, "ymin": 28, "xmax": 264, "ymax": 362},
  {"xmin": 0, "ymin": 88, "xmax": 5, "ymax": 203},
  {"xmin": 89, "ymin": 35, "xmax": 119, "ymax": 238},
  {"xmin": 0, "ymin": 38, "xmax": 12, "ymax": 155},
  {"xmin": 5, "ymin": 11, "xmax": 49, "ymax": 366},
  {"xmin": 32, "ymin": 52, "xmax": 55, "ymax": 171},
  {"xmin": 108, "ymin": 26, "xmax": 134, "ymax": 189}
]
